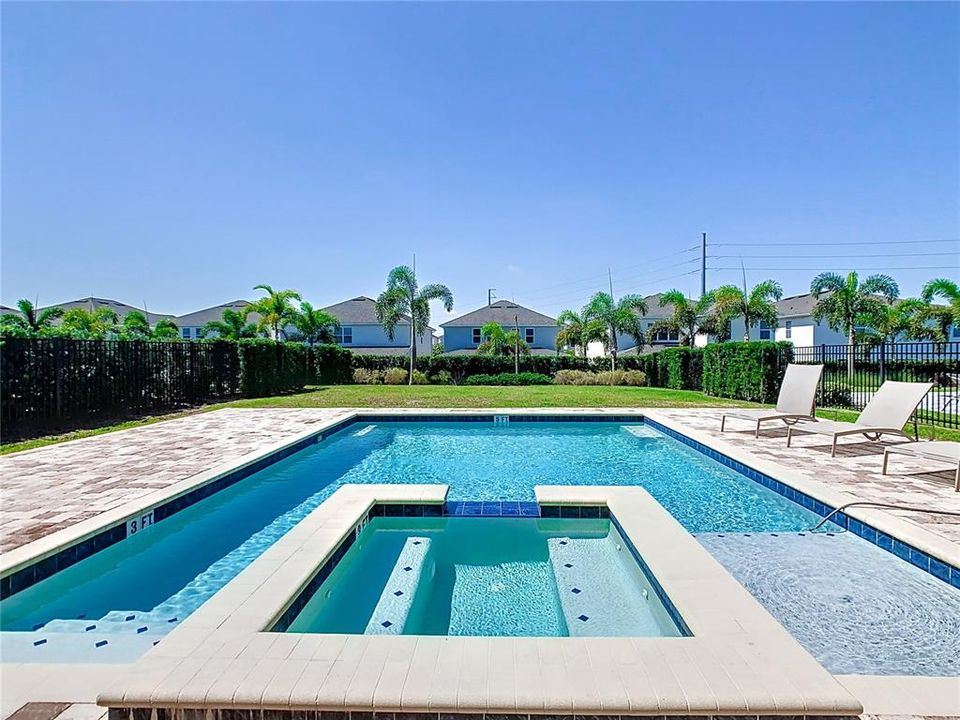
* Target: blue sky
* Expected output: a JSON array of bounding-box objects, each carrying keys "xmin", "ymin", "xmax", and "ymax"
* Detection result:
[{"xmin": 2, "ymin": 2, "xmax": 957, "ymax": 323}]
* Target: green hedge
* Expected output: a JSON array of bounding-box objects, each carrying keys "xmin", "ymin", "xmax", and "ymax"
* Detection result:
[
  {"xmin": 312, "ymin": 344, "xmax": 354, "ymax": 385},
  {"xmin": 463, "ymin": 372, "xmax": 553, "ymax": 386},
  {"xmin": 702, "ymin": 341, "xmax": 792, "ymax": 403},
  {"xmin": 645, "ymin": 347, "xmax": 703, "ymax": 390},
  {"xmin": 351, "ymin": 353, "xmax": 664, "ymax": 384},
  {"xmin": 237, "ymin": 340, "xmax": 312, "ymax": 397}
]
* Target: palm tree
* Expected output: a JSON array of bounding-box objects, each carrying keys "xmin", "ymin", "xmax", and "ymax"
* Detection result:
[
  {"xmin": 583, "ymin": 292, "xmax": 647, "ymax": 370},
  {"xmin": 477, "ymin": 321, "xmax": 529, "ymax": 360},
  {"xmin": 202, "ymin": 308, "xmax": 258, "ymax": 341},
  {"xmin": 712, "ymin": 280, "xmax": 782, "ymax": 342},
  {"xmin": 120, "ymin": 311, "xmax": 153, "ymax": 339},
  {"xmin": 649, "ymin": 290, "xmax": 715, "ymax": 348},
  {"xmin": 921, "ymin": 278, "xmax": 960, "ymax": 325},
  {"xmin": 152, "ymin": 318, "xmax": 180, "ymax": 341},
  {"xmin": 0, "ymin": 299, "xmax": 63, "ymax": 336},
  {"xmin": 250, "ymin": 284, "xmax": 301, "ymax": 340},
  {"xmin": 290, "ymin": 301, "xmax": 340, "ymax": 345},
  {"xmin": 375, "ymin": 265, "xmax": 454, "ymax": 384},
  {"xmin": 905, "ymin": 301, "xmax": 954, "ymax": 346},
  {"xmin": 810, "ymin": 271, "xmax": 899, "ymax": 380},
  {"xmin": 60, "ymin": 307, "xmax": 119, "ymax": 339},
  {"xmin": 856, "ymin": 299, "xmax": 921, "ymax": 348},
  {"xmin": 555, "ymin": 309, "xmax": 605, "ymax": 358}
]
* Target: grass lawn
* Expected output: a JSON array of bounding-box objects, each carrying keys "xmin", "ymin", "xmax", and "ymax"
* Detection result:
[
  {"xmin": 3, "ymin": 384, "xmax": 957, "ymax": 454},
  {"xmin": 229, "ymin": 384, "xmax": 757, "ymax": 409}
]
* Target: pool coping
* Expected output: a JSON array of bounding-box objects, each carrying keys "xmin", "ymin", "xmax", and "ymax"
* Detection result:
[{"xmin": 96, "ymin": 483, "xmax": 862, "ymax": 717}]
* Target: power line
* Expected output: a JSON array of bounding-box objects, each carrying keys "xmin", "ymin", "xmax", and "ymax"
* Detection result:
[
  {"xmin": 712, "ymin": 251, "xmax": 957, "ymax": 259},
  {"xmin": 710, "ymin": 265, "xmax": 951, "ymax": 271},
  {"xmin": 711, "ymin": 238, "xmax": 958, "ymax": 247},
  {"xmin": 520, "ymin": 253, "xmax": 699, "ymax": 303},
  {"xmin": 518, "ymin": 244, "xmax": 699, "ymax": 299},
  {"xmin": 520, "ymin": 268, "xmax": 701, "ymax": 310}
]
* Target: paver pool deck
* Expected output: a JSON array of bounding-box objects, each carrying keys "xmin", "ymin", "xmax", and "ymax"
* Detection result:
[
  {"xmin": 2, "ymin": 406, "xmax": 959, "ymax": 553},
  {"xmin": 1, "ymin": 406, "xmax": 959, "ymax": 720}
]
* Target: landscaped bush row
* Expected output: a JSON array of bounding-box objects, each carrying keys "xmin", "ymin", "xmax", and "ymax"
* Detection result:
[
  {"xmin": 702, "ymin": 341, "xmax": 792, "ymax": 403},
  {"xmin": 554, "ymin": 369, "xmax": 648, "ymax": 386},
  {"xmin": 463, "ymin": 372, "xmax": 553, "ymax": 386},
  {"xmin": 350, "ymin": 352, "xmax": 702, "ymax": 388},
  {"xmin": 352, "ymin": 367, "xmax": 429, "ymax": 385}
]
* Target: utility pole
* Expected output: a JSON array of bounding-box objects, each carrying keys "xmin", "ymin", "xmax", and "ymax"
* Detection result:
[
  {"xmin": 488, "ymin": 288, "xmax": 497, "ymax": 306},
  {"xmin": 608, "ymin": 268, "xmax": 616, "ymax": 371},
  {"xmin": 700, "ymin": 232, "xmax": 707, "ymax": 298}
]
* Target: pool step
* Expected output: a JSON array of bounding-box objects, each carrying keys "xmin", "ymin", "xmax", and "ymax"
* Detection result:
[
  {"xmin": 548, "ymin": 536, "xmax": 668, "ymax": 637},
  {"xmin": 364, "ymin": 537, "xmax": 433, "ymax": 635},
  {"xmin": 621, "ymin": 425, "xmax": 663, "ymax": 439}
]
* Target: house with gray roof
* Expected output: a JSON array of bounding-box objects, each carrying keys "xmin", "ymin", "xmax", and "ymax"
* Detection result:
[
  {"xmin": 323, "ymin": 296, "xmax": 433, "ymax": 356},
  {"xmin": 615, "ymin": 293, "xmax": 700, "ymax": 355},
  {"xmin": 40, "ymin": 297, "xmax": 176, "ymax": 325},
  {"xmin": 176, "ymin": 300, "xmax": 256, "ymax": 340},
  {"xmin": 440, "ymin": 300, "xmax": 558, "ymax": 355},
  {"xmin": 727, "ymin": 292, "xmax": 958, "ymax": 346}
]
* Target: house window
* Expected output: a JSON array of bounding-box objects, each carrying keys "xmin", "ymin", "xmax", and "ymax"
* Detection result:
[
  {"xmin": 335, "ymin": 326, "xmax": 353, "ymax": 344},
  {"xmin": 785, "ymin": 320, "xmax": 792, "ymax": 339},
  {"xmin": 525, "ymin": 328, "xmax": 535, "ymax": 344},
  {"xmin": 472, "ymin": 328, "xmax": 482, "ymax": 344},
  {"xmin": 194, "ymin": 327, "xmax": 203, "ymax": 339},
  {"xmin": 181, "ymin": 328, "xmax": 191, "ymax": 339},
  {"xmin": 952, "ymin": 325, "xmax": 960, "ymax": 340},
  {"xmin": 652, "ymin": 328, "xmax": 679, "ymax": 343},
  {"xmin": 759, "ymin": 321, "xmax": 772, "ymax": 341}
]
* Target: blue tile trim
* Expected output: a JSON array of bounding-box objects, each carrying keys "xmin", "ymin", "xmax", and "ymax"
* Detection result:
[
  {"xmin": 608, "ymin": 511, "xmax": 692, "ymax": 636},
  {"xmin": 642, "ymin": 417, "xmax": 959, "ymax": 588},
  {"xmin": 356, "ymin": 414, "xmax": 642, "ymax": 424}
]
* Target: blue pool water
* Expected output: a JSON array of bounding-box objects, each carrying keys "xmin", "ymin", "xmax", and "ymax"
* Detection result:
[
  {"xmin": 2, "ymin": 419, "xmax": 957, "ymax": 675},
  {"xmin": 285, "ymin": 517, "xmax": 683, "ymax": 638}
]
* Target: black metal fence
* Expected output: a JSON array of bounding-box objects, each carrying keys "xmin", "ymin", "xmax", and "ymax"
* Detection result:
[
  {"xmin": 1, "ymin": 338, "xmax": 241, "ymax": 436},
  {"xmin": 790, "ymin": 342, "xmax": 960, "ymax": 428}
]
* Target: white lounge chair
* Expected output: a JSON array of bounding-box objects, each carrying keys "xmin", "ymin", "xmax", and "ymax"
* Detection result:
[
  {"xmin": 883, "ymin": 441, "xmax": 960, "ymax": 492},
  {"xmin": 720, "ymin": 363, "xmax": 824, "ymax": 438},
  {"xmin": 786, "ymin": 381, "xmax": 933, "ymax": 457}
]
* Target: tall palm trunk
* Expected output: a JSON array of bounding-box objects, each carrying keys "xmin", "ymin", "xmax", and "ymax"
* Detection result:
[
  {"xmin": 609, "ymin": 327, "xmax": 617, "ymax": 371},
  {"xmin": 408, "ymin": 290, "xmax": 416, "ymax": 385},
  {"xmin": 742, "ymin": 310, "xmax": 751, "ymax": 342},
  {"xmin": 847, "ymin": 324, "xmax": 855, "ymax": 383}
]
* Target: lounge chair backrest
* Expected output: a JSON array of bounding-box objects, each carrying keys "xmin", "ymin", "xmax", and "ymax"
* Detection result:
[
  {"xmin": 857, "ymin": 381, "xmax": 933, "ymax": 429},
  {"xmin": 775, "ymin": 364, "xmax": 824, "ymax": 415}
]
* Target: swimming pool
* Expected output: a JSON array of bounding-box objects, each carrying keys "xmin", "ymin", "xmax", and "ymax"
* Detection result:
[
  {"xmin": 2, "ymin": 417, "xmax": 957, "ymax": 675},
  {"xmin": 281, "ymin": 516, "xmax": 685, "ymax": 638}
]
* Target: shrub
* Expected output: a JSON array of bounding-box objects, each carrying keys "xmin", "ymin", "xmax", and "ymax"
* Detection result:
[
  {"xmin": 594, "ymin": 370, "xmax": 626, "ymax": 386},
  {"xmin": 656, "ymin": 347, "xmax": 703, "ymax": 390},
  {"xmin": 429, "ymin": 369, "xmax": 453, "ymax": 385},
  {"xmin": 820, "ymin": 386, "xmax": 852, "ymax": 408},
  {"xmin": 411, "ymin": 369, "xmax": 429, "ymax": 385},
  {"xmin": 554, "ymin": 369, "xmax": 595, "ymax": 385},
  {"xmin": 312, "ymin": 344, "xmax": 353, "ymax": 385},
  {"xmin": 383, "ymin": 367, "xmax": 409, "ymax": 384},
  {"xmin": 702, "ymin": 341, "xmax": 792, "ymax": 403},
  {"xmin": 463, "ymin": 372, "xmax": 553, "ymax": 386},
  {"xmin": 352, "ymin": 367, "xmax": 383, "ymax": 384},
  {"xmin": 621, "ymin": 370, "xmax": 647, "ymax": 386},
  {"xmin": 238, "ymin": 339, "xmax": 311, "ymax": 397}
]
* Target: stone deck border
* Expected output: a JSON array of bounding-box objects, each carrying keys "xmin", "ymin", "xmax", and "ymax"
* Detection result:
[{"xmin": 97, "ymin": 484, "xmax": 861, "ymax": 717}]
